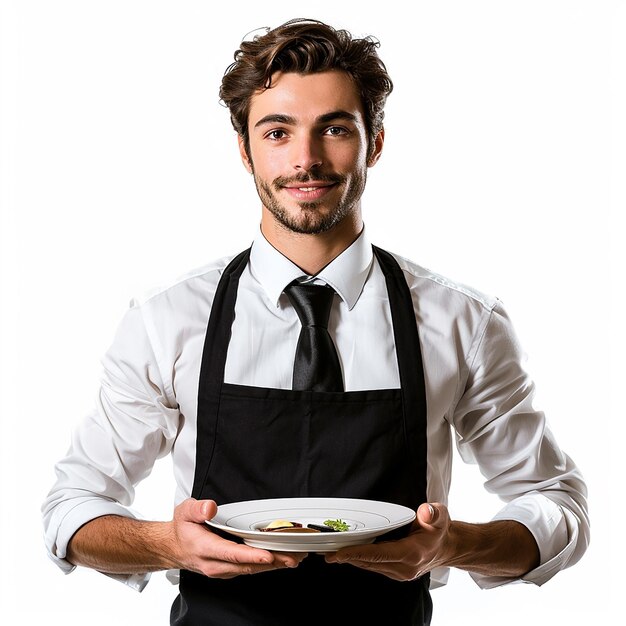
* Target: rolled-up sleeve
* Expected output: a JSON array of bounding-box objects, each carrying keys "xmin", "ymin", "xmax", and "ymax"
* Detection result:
[
  {"xmin": 41, "ymin": 302, "xmax": 181, "ymax": 589},
  {"xmin": 451, "ymin": 301, "xmax": 589, "ymax": 588}
]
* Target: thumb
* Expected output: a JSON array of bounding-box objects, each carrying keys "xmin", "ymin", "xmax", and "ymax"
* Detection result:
[
  {"xmin": 175, "ymin": 498, "xmax": 218, "ymax": 523},
  {"xmin": 416, "ymin": 502, "xmax": 447, "ymax": 530}
]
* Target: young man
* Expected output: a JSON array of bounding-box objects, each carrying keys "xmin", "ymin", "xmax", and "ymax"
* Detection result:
[{"xmin": 42, "ymin": 18, "xmax": 589, "ymax": 625}]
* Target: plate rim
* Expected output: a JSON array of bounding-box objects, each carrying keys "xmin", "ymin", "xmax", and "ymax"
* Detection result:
[{"xmin": 205, "ymin": 496, "xmax": 416, "ymax": 544}]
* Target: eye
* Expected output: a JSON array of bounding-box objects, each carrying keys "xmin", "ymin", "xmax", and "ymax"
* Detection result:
[
  {"xmin": 325, "ymin": 126, "xmax": 348, "ymax": 136},
  {"xmin": 266, "ymin": 129, "xmax": 288, "ymax": 141}
]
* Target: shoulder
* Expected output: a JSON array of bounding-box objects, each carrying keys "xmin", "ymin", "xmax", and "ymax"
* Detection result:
[
  {"xmin": 382, "ymin": 249, "xmax": 515, "ymax": 373},
  {"xmin": 386, "ymin": 249, "xmax": 499, "ymax": 314},
  {"xmin": 129, "ymin": 252, "xmax": 242, "ymax": 309},
  {"xmin": 110, "ymin": 251, "xmax": 248, "ymax": 374}
]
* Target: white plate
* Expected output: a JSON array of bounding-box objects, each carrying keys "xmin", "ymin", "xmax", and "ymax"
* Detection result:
[{"xmin": 206, "ymin": 497, "xmax": 416, "ymax": 552}]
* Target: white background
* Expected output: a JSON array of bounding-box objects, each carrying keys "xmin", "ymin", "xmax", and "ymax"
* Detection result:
[{"xmin": 0, "ymin": 0, "xmax": 623, "ymax": 623}]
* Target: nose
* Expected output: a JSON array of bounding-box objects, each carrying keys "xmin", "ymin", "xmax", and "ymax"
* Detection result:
[{"xmin": 291, "ymin": 133, "xmax": 323, "ymax": 171}]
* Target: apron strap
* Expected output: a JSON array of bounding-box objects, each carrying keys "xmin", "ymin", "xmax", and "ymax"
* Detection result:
[
  {"xmin": 193, "ymin": 248, "xmax": 251, "ymax": 499},
  {"xmin": 372, "ymin": 245, "xmax": 428, "ymax": 504}
]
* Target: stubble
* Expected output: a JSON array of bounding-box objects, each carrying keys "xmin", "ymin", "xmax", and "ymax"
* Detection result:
[{"xmin": 252, "ymin": 169, "xmax": 367, "ymax": 235}]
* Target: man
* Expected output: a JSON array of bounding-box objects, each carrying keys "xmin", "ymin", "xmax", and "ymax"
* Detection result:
[{"xmin": 42, "ymin": 18, "xmax": 589, "ymax": 626}]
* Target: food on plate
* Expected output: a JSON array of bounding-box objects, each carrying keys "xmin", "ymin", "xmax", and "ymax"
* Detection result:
[
  {"xmin": 264, "ymin": 519, "xmax": 299, "ymax": 530},
  {"xmin": 259, "ymin": 518, "xmax": 350, "ymax": 533},
  {"xmin": 259, "ymin": 519, "xmax": 313, "ymax": 533},
  {"xmin": 306, "ymin": 523, "xmax": 341, "ymax": 533},
  {"xmin": 258, "ymin": 521, "xmax": 316, "ymax": 533},
  {"xmin": 322, "ymin": 518, "xmax": 350, "ymax": 532}
]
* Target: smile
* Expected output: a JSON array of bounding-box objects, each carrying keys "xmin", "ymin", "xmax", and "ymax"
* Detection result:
[{"xmin": 282, "ymin": 183, "xmax": 337, "ymax": 200}]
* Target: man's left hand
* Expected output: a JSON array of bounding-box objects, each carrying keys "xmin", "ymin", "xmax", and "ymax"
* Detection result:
[{"xmin": 324, "ymin": 502, "xmax": 450, "ymax": 581}]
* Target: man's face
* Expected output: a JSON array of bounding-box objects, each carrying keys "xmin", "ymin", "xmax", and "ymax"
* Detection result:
[{"xmin": 241, "ymin": 70, "xmax": 382, "ymax": 235}]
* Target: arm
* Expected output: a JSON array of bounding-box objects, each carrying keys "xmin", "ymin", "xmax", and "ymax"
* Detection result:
[
  {"xmin": 43, "ymin": 305, "xmax": 304, "ymax": 583},
  {"xmin": 66, "ymin": 498, "xmax": 304, "ymax": 577},
  {"xmin": 327, "ymin": 301, "xmax": 587, "ymax": 585},
  {"xmin": 41, "ymin": 304, "xmax": 177, "ymax": 585},
  {"xmin": 325, "ymin": 502, "xmax": 539, "ymax": 580},
  {"xmin": 450, "ymin": 301, "xmax": 589, "ymax": 587}
]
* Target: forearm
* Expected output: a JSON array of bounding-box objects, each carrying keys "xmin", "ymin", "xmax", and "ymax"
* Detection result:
[
  {"xmin": 66, "ymin": 515, "xmax": 177, "ymax": 575},
  {"xmin": 325, "ymin": 503, "xmax": 540, "ymax": 582},
  {"xmin": 444, "ymin": 519, "xmax": 539, "ymax": 577},
  {"xmin": 66, "ymin": 501, "xmax": 307, "ymax": 580}
]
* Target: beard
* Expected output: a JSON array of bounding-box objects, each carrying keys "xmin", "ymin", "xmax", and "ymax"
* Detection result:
[{"xmin": 252, "ymin": 168, "xmax": 367, "ymax": 235}]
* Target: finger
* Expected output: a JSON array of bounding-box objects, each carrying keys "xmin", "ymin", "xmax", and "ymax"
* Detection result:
[
  {"xmin": 270, "ymin": 551, "xmax": 308, "ymax": 568},
  {"xmin": 416, "ymin": 502, "xmax": 446, "ymax": 529},
  {"xmin": 207, "ymin": 558, "xmax": 303, "ymax": 579},
  {"xmin": 325, "ymin": 557, "xmax": 412, "ymax": 581},
  {"xmin": 234, "ymin": 548, "xmax": 305, "ymax": 569},
  {"xmin": 198, "ymin": 544, "xmax": 306, "ymax": 578},
  {"xmin": 416, "ymin": 502, "xmax": 436, "ymax": 527},
  {"xmin": 204, "ymin": 533, "xmax": 309, "ymax": 568},
  {"xmin": 204, "ymin": 532, "xmax": 276, "ymax": 565},
  {"xmin": 175, "ymin": 498, "xmax": 218, "ymax": 523},
  {"xmin": 326, "ymin": 541, "xmax": 403, "ymax": 565}
]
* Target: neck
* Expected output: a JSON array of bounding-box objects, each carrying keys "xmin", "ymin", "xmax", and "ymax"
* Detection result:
[{"xmin": 260, "ymin": 209, "xmax": 363, "ymax": 275}]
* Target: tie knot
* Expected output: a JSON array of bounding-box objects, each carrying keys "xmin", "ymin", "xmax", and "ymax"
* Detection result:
[{"xmin": 284, "ymin": 281, "xmax": 335, "ymax": 329}]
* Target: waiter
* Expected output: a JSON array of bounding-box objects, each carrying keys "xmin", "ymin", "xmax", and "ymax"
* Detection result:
[{"xmin": 42, "ymin": 18, "xmax": 589, "ymax": 626}]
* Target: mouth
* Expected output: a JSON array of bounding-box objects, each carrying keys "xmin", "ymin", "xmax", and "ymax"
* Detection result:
[{"xmin": 281, "ymin": 182, "xmax": 338, "ymax": 201}]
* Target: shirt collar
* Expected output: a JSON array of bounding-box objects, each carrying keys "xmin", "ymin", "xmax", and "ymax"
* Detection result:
[{"xmin": 249, "ymin": 226, "xmax": 374, "ymax": 311}]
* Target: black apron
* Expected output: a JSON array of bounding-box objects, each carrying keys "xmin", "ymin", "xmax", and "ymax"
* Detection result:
[{"xmin": 171, "ymin": 246, "xmax": 432, "ymax": 626}]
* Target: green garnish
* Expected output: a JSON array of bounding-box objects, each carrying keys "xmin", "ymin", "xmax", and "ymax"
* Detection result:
[{"xmin": 323, "ymin": 518, "xmax": 350, "ymax": 532}]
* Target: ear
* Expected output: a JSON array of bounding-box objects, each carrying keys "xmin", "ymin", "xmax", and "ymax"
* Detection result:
[
  {"xmin": 367, "ymin": 128, "xmax": 385, "ymax": 167},
  {"xmin": 238, "ymin": 134, "xmax": 253, "ymax": 173}
]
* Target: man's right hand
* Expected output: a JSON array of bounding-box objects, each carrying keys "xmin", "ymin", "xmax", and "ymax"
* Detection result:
[
  {"xmin": 162, "ymin": 498, "xmax": 306, "ymax": 578},
  {"xmin": 66, "ymin": 498, "xmax": 306, "ymax": 577}
]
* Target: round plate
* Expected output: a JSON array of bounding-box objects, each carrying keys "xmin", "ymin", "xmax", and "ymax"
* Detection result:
[{"xmin": 206, "ymin": 497, "xmax": 416, "ymax": 552}]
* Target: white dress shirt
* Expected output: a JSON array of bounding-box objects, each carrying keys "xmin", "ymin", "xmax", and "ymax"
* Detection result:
[{"xmin": 42, "ymin": 228, "xmax": 589, "ymax": 592}]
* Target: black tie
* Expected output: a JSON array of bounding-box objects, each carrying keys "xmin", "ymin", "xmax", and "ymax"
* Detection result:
[{"xmin": 284, "ymin": 281, "xmax": 344, "ymax": 392}]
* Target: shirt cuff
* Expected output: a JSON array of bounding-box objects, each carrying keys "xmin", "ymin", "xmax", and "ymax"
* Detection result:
[
  {"xmin": 46, "ymin": 498, "xmax": 151, "ymax": 592},
  {"xmin": 469, "ymin": 493, "xmax": 572, "ymax": 589}
]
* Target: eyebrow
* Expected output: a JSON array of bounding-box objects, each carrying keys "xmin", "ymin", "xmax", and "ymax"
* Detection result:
[{"xmin": 253, "ymin": 110, "xmax": 359, "ymax": 129}]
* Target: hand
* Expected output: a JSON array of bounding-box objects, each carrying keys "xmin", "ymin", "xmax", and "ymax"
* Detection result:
[
  {"xmin": 324, "ymin": 502, "xmax": 450, "ymax": 581},
  {"xmin": 163, "ymin": 498, "xmax": 307, "ymax": 579}
]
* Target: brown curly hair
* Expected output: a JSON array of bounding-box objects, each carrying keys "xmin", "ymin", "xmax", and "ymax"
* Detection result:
[{"xmin": 219, "ymin": 18, "xmax": 393, "ymax": 159}]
